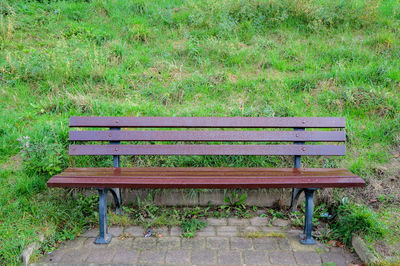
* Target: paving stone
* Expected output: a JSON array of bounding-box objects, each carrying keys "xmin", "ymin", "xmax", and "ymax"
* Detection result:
[
  {"xmin": 81, "ymin": 228, "xmax": 98, "ymax": 238},
  {"xmin": 272, "ymin": 218, "xmax": 290, "ymax": 227},
  {"xmin": 82, "ymin": 238, "xmax": 108, "ymax": 249},
  {"xmin": 43, "ymin": 249, "xmax": 65, "ymax": 263},
  {"xmin": 321, "ymin": 252, "xmax": 348, "ymax": 266},
  {"xmin": 228, "ymin": 217, "xmax": 250, "ymax": 226},
  {"xmin": 108, "ymin": 226, "xmax": 123, "ymax": 237},
  {"xmin": 125, "ymin": 226, "xmax": 145, "ymax": 237},
  {"xmin": 154, "ymin": 226, "xmax": 170, "ymax": 237},
  {"xmin": 250, "ymin": 217, "xmax": 270, "ymax": 226},
  {"xmin": 86, "ymin": 248, "xmax": 116, "ymax": 264},
  {"xmin": 243, "ymin": 250, "xmax": 268, "ymax": 265},
  {"xmin": 58, "ymin": 237, "xmax": 86, "ymax": 250},
  {"xmin": 170, "ymin": 226, "xmax": 182, "ymax": 236},
  {"xmin": 157, "ymin": 237, "xmax": 181, "ymax": 249},
  {"xmin": 217, "ymin": 250, "xmax": 242, "ymax": 265},
  {"xmin": 181, "ymin": 237, "xmax": 206, "ymax": 250},
  {"xmin": 132, "ymin": 237, "xmax": 157, "ymax": 250},
  {"xmin": 260, "ymin": 226, "xmax": 283, "ymax": 232},
  {"xmin": 207, "ymin": 217, "xmax": 228, "ymax": 225},
  {"xmin": 112, "ymin": 249, "xmax": 139, "ymax": 264},
  {"xmin": 191, "ymin": 249, "xmax": 217, "ymax": 265},
  {"xmin": 196, "ymin": 226, "xmax": 216, "ymax": 236},
  {"xmin": 230, "ymin": 237, "xmax": 253, "ymax": 250},
  {"xmin": 138, "ymin": 250, "xmax": 165, "ymax": 264},
  {"xmin": 241, "ymin": 226, "xmax": 260, "ymax": 233},
  {"xmin": 269, "ymin": 251, "xmax": 296, "ymax": 265},
  {"xmin": 277, "ymin": 238, "xmax": 291, "ymax": 250},
  {"xmin": 206, "ymin": 237, "xmax": 229, "ymax": 249},
  {"xmin": 253, "ymin": 237, "xmax": 279, "ymax": 250},
  {"xmin": 294, "ymin": 251, "xmax": 322, "ymax": 265},
  {"xmin": 289, "ymin": 237, "xmax": 319, "ymax": 252},
  {"xmin": 58, "ymin": 248, "xmax": 90, "ymax": 263},
  {"xmin": 216, "ymin": 226, "xmax": 238, "ymax": 236},
  {"xmin": 108, "ymin": 237, "xmax": 133, "ymax": 249},
  {"xmin": 165, "ymin": 250, "xmax": 191, "ymax": 265}
]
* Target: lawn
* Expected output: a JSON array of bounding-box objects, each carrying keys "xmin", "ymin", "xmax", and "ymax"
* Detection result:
[{"xmin": 0, "ymin": 0, "xmax": 399, "ymax": 264}]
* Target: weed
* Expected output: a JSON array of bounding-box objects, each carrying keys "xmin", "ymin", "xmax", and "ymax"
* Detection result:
[
  {"xmin": 330, "ymin": 202, "xmax": 386, "ymax": 246},
  {"xmin": 180, "ymin": 218, "xmax": 207, "ymax": 238}
]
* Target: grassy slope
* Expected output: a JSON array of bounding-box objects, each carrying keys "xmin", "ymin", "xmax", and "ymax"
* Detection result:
[{"xmin": 0, "ymin": 0, "xmax": 399, "ymax": 263}]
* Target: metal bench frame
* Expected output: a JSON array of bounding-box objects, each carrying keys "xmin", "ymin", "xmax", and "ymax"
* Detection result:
[{"xmin": 47, "ymin": 117, "xmax": 365, "ymax": 245}]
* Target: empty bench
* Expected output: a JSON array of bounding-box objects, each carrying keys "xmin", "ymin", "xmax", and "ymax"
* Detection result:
[{"xmin": 47, "ymin": 116, "xmax": 365, "ymax": 245}]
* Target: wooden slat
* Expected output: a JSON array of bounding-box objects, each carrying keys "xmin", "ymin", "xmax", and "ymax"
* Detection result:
[
  {"xmin": 69, "ymin": 117, "xmax": 345, "ymax": 128},
  {"xmin": 69, "ymin": 144, "xmax": 345, "ymax": 156},
  {"xmin": 69, "ymin": 130, "xmax": 346, "ymax": 142},
  {"xmin": 47, "ymin": 167, "xmax": 365, "ymax": 189},
  {"xmin": 58, "ymin": 167, "xmax": 358, "ymax": 177}
]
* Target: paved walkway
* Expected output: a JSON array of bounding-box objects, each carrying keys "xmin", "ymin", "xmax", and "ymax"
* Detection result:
[{"xmin": 39, "ymin": 218, "xmax": 361, "ymax": 265}]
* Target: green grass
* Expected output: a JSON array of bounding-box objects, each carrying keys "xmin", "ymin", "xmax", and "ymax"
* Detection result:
[{"xmin": 1, "ymin": 0, "xmax": 400, "ymax": 264}]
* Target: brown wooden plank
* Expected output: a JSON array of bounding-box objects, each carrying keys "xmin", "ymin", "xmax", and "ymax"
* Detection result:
[
  {"xmin": 69, "ymin": 117, "xmax": 345, "ymax": 128},
  {"xmin": 69, "ymin": 130, "xmax": 346, "ymax": 142},
  {"xmin": 69, "ymin": 144, "xmax": 345, "ymax": 156},
  {"xmin": 58, "ymin": 167, "xmax": 358, "ymax": 178},
  {"xmin": 47, "ymin": 176, "xmax": 365, "ymax": 189}
]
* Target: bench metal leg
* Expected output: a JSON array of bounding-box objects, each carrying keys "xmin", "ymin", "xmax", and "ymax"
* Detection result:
[
  {"xmin": 289, "ymin": 188, "xmax": 303, "ymax": 212},
  {"xmin": 95, "ymin": 189, "xmax": 112, "ymax": 244},
  {"xmin": 109, "ymin": 188, "xmax": 122, "ymax": 215},
  {"xmin": 300, "ymin": 188, "xmax": 317, "ymax": 245}
]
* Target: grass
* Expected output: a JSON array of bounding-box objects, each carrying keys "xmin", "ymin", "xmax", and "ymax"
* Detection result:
[{"xmin": 0, "ymin": 0, "xmax": 400, "ymax": 264}]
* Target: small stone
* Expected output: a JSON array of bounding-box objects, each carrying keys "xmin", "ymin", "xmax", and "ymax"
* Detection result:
[
  {"xmin": 230, "ymin": 237, "xmax": 253, "ymax": 250},
  {"xmin": 125, "ymin": 226, "xmax": 145, "ymax": 237},
  {"xmin": 271, "ymin": 218, "xmax": 290, "ymax": 227},
  {"xmin": 243, "ymin": 250, "xmax": 268, "ymax": 265},
  {"xmin": 196, "ymin": 226, "xmax": 216, "ymax": 237},
  {"xmin": 192, "ymin": 249, "xmax": 217, "ymax": 265},
  {"xmin": 228, "ymin": 217, "xmax": 250, "ymax": 226},
  {"xmin": 250, "ymin": 217, "xmax": 269, "ymax": 226},
  {"xmin": 218, "ymin": 250, "xmax": 242, "ymax": 265},
  {"xmin": 269, "ymin": 251, "xmax": 296, "ymax": 265},
  {"xmin": 207, "ymin": 218, "xmax": 228, "ymax": 225},
  {"xmin": 165, "ymin": 250, "xmax": 191, "ymax": 264},
  {"xmin": 294, "ymin": 251, "xmax": 321, "ymax": 265},
  {"xmin": 138, "ymin": 250, "xmax": 165, "ymax": 264},
  {"xmin": 207, "ymin": 237, "xmax": 229, "ymax": 249},
  {"xmin": 216, "ymin": 226, "xmax": 238, "ymax": 236}
]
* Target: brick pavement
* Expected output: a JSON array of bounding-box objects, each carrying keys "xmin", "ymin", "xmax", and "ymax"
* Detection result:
[{"xmin": 38, "ymin": 218, "xmax": 361, "ymax": 265}]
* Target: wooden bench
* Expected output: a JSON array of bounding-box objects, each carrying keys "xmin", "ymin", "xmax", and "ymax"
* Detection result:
[{"xmin": 47, "ymin": 116, "xmax": 365, "ymax": 245}]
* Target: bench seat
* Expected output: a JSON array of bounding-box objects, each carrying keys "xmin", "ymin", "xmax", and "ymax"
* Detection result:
[{"xmin": 48, "ymin": 167, "xmax": 364, "ymax": 189}]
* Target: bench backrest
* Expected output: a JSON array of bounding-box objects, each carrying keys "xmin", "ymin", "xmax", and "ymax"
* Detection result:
[{"xmin": 69, "ymin": 117, "xmax": 346, "ymax": 167}]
